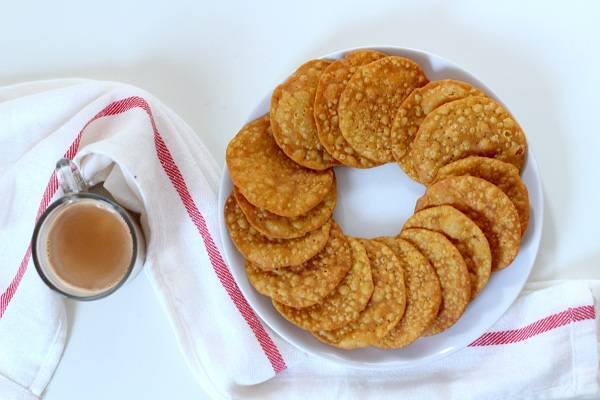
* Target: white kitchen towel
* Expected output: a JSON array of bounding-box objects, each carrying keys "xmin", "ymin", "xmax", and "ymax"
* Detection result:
[
  {"xmin": 0, "ymin": 79, "xmax": 298, "ymax": 400},
  {"xmin": 0, "ymin": 80, "xmax": 598, "ymax": 400},
  {"xmin": 237, "ymin": 281, "xmax": 600, "ymax": 400}
]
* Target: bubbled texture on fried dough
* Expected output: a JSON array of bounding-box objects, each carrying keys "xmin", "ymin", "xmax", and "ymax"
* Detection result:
[
  {"xmin": 433, "ymin": 156, "xmax": 529, "ymax": 235},
  {"xmin": 273, "ymin": 238, "xmax": 374, "ymax": 331},
  {"xmin": 338, "ymin": 56, "xmax": 428, "ymax": 163},
  {"xmin": 314, "ymin": 50, "xmax": 387, "ymax": 168},
  {"xmin": 225, "ymin": 195, "xmax": 331, "ymax": 269},
  {"xmin": 404, "ymin": 96, "xmax": 527, "ymax": 184},
  {"xmin": 313, "ymin": 240, "xmax": 406, "ymax": 349},
  {"xmin": 372, "ymin": 237, "xmax": 442, "ymax": 348},
  {"xmin": 246, "ymin": 223, "xmax": 351, "ymax": 308},
  {"xmin": 415, "ymin": 176, "xmax": 521, "ymax": 271},
  {"xmin": 226, "ymin": 116, "xmax": 333, "ymax": 217},
  {"xmin": 404, "ymin": 205, "xmax": 491, "ymax": 297},
  {"xmin": 233, "ymin": 178, "xmax": 336, "ymax": 239},
  {"xmin": 270, "ymin": 59, "xmax": 336, "ymax": 170},
  {"xmin": 400, "ymin": 228, "xmax": 470, "ymax": 336}
]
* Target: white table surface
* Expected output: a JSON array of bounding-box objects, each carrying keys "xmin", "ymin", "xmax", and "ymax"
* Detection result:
[{"xmin": 2, "ymin": 1, "xmax": 600, "ymax": 399}]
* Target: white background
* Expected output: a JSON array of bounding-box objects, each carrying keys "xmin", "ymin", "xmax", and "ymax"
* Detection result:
[{"xmin": 2, "ymin": 1, "xmax": 600, "ymax": 399}]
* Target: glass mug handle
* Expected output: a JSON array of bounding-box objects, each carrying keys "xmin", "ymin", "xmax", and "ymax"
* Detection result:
[{"xmin": 56, "ymin": 158, "xmax": 88, "ymax": 195}]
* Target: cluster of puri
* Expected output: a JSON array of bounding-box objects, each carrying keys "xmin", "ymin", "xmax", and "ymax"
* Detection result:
[{"xmin": 224, "ymin": 49, "xmax": 529, "ymax": 349}]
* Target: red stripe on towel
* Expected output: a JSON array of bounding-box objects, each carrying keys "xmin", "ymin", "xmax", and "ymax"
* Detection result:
[
  {"xmin": 469, "ymin": 305, "xmax": 595, "ymax": 346},
  {"xmin": 0, "ymin": 173, "xmax": 59, "ymax": 318}
]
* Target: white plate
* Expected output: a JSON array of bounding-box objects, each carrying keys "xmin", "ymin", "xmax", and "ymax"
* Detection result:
[{"xmin": 218, "ymin": 46, "xmax": 543, "ymax": 369}]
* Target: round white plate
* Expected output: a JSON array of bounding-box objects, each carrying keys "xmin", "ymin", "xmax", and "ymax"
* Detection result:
[{"xmin": 218, "ymin": 46, "xmax": 543, "ymax": 369}]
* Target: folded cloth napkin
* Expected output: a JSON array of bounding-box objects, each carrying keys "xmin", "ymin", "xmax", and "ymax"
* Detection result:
[{"xmin": 1, "ymin": 80, "xmax": 599, "ymax": 400}]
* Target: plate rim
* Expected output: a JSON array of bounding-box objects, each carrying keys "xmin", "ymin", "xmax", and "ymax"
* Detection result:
[{"xmin": 217, "ymin": 45, "xmax": 544, "ymax": 369}]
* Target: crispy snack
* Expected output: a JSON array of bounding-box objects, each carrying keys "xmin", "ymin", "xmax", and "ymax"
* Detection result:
[
  {"xmin": 233, "ymin": 176, "xmax": 336, "ymax": 239},
  {"xmin": 314, "ymin": 50, "xmax": 387, "ymax": 168},
  {"xmin": 245, "ymin": 222, "xmax": 351, "ymax": 308},
  {"xmin": 273, "ymin": 238, "xmax": 374, "ymax": 331},
  {"xmin": 270, "ymin": 59, "xmax": 336, "ymax": 170},
  {"xmin": 433, "ymin": 156, "xmax": 530, "ymax": 235},
  {"xmin": 313, "ymin": 240, "xmax": 406, "ymax": 349},
  {"xmin": 338, "ymin": 56, "xmax": 428, "ymax": 163},
  {"xmin": 224, "ymin": 194, "xmax": 331, "ymax": 270},
  {"xmin": 226, "ymin": 116, "xmax": 333, "ymax": 217},
  {"xmin": 372, "ymin": 237, "xmax": 442, "ymax": 348},
  {"xmin": 403, "ymin": 96, "xmax": 527, "ymax": 184},
  {"xmin": 415, "ymin": 176, "xmax": 521, "ymax": 271},
  {"xmin": 392, "ymin": 80, "xmax": 484, "ymax": 162},
  {"xmin": 399, "ymin": 228, "xmax": 470, "ymax": 336},
  {"xmin": 403, "ymin": 205, "xmax": 491, "ymax": 297}
]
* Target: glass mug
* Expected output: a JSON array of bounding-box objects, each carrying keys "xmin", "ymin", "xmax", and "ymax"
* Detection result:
[{"xmin": 32, "ymin": 159, "xmax": 146, "ymax": 300}]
